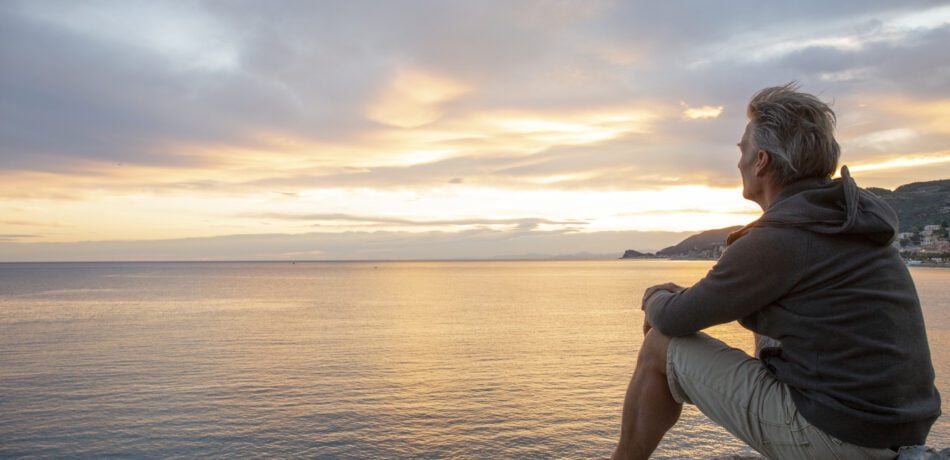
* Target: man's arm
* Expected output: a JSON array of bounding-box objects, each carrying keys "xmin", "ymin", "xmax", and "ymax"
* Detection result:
[{"xmin": 644, "ymin": 227, "xmax": 807, "ymax": 337}]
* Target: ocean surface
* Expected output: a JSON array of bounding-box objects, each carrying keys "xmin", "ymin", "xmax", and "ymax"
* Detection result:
[{"xmin": 1, "ymin": 260, "xmax": 947, "ymax": 458}]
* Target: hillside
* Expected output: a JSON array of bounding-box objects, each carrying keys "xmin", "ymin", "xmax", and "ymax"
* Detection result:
[
  {"xmin": 619, "ymin": 249, "xmax": 656, "ymax": 259},
  {"xmin": 655, "ymin": 226, "xmax": 742, "ymax": 259},
  {"xmin": 867, "ymin": 179, "xmax": 950, "ymax": 232}
]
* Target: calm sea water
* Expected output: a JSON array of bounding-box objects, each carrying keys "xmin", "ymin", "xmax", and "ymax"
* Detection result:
[{"xmin": 0, "ymin": 260, "xmax": 947, "ymax": 458}]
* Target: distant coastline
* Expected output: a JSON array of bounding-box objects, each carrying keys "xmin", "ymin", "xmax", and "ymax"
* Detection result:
[{"xmin": 620, "ymin": 226, "xmax": 739, "ymax": 261}]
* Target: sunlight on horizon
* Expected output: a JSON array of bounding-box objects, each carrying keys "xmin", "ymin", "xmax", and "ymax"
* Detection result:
[{"xmin": 2, "ymin": 183, "xmax": 761, "ymax": 244}]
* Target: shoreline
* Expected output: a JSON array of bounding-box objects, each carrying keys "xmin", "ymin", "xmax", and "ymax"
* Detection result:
[{"xmin": 907, "ymin": 262, "xmax": 950, "ymax": 269}]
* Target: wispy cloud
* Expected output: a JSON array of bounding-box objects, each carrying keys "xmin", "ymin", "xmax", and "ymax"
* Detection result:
[
  {"xmin": 0, "ymin": 234, "xmax": 40, "ymax": 242},
  {"xmin": 251, "ymin": 213, "xmax": 588, "ymax": 228},
  {"xmin": 845, "ymin": 151, "xmax": 950, "ymax": 174},
  {"xmin": 681, "ymin": 102, "xmax": 724, "ymax": 120}
]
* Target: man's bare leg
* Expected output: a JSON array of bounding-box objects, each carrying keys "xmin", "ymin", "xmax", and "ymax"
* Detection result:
[{"xmin": 612, "ymin": 329, "xmax": 683, "ymax": 460}]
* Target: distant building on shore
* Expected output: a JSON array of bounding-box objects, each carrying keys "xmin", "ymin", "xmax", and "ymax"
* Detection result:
[{"xmin": 899, "ymin": 223, "xmax": 949, "ymax": 265}]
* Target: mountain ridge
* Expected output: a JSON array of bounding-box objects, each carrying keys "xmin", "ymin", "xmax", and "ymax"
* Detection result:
[{"xmin": 867, "ymin": 179, "xmax": 950, "ymax": 232}]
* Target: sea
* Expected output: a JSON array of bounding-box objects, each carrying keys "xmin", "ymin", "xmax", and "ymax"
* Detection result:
[{"xmin": 1, "ymin": 260, "xmax": 947, "ymax": 458}]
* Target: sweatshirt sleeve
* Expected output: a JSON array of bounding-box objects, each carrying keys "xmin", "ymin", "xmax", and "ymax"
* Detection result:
[{"xmin": 646, "ymin": 227, "xmax": 806, "ymax": 337}]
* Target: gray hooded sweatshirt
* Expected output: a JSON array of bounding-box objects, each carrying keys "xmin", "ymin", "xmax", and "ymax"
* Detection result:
[{"xmin": 646, "ymin": 167, "xmax": 941, "ymax": 449}]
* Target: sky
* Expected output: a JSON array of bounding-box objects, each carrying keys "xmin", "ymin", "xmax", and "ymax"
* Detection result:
[{"xmin": 1, "ymin": 1, "xmax": 949, "ymax": 261}]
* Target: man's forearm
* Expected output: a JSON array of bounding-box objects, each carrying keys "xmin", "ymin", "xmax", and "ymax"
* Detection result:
[{"xmin": 643, "ymin": 289, "xmax": 680, "ymax": 335}]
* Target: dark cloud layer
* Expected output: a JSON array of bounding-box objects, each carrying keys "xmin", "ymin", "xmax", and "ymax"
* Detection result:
[
  {"xmin": 2, "ymin": 0, "xmax": 947, "ymax": 182},
  {"xmin": 0, "ymin": 227, "xmax": 692, "ymax": 261}
]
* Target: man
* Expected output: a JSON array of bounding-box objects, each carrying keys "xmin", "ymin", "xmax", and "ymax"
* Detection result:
[{"xmin": 612, "ymin": 84, "xmax": 941, "ymax": 460}]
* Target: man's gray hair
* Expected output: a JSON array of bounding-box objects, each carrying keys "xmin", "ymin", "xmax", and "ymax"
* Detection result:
[{"xmin": 747, "ymin": 83, "xmax": 840, "ymax": 185}]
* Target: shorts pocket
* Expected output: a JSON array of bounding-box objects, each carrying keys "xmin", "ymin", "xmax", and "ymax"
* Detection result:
[
  {"xmin": 758, "ymin": 384, "xmax": 811, "ymax": 447},
  {"xmin": 759, "ymin": 421, "xmax": 811, "ymax": 447}
]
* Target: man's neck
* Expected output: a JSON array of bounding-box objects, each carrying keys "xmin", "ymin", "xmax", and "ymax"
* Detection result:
[{"xmin": 756, "ymin": 180, "xmax": 784, "ymax": 211}]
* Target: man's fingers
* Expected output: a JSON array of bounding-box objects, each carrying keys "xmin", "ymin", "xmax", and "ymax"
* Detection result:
[
  {"xmin": 642, "ymin": 282, "xmax": 686, "ymax": 310},
  {"xmin": 656, "ymin": 282, "xmax": 685, "ymax": 292}
]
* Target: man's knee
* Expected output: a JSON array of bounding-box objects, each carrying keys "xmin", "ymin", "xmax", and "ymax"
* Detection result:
[{"xmin": 637, "ymin": 329, "xmax": 673, "ymax": 372}]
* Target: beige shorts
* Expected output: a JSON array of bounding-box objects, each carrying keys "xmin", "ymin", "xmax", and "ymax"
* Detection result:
[{"xmin": 666, "ymin": 332, "xmax": 897, "ymax": 460}]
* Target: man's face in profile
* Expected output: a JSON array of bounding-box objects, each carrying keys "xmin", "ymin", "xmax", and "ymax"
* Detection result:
[{"xmin": 737, "ymin": 122, "xmax": 761, "ymax": 203}]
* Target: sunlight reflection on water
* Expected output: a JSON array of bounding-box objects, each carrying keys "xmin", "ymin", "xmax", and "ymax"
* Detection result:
[{"xmin": 0, "ymin": 261, "xmax": 946, "ymax": 458}]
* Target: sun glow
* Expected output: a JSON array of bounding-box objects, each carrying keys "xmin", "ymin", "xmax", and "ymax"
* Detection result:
[
  {"xmin": 1, "ymin": 181, "xmax": 763, "ymax": 244},
  {"xmin": 846, "ymin": 152, "xmax": 950, "ymax": 173},
  {"xmin": 368, "ymin": 69, "xmax": 471, "ymax": 128}
]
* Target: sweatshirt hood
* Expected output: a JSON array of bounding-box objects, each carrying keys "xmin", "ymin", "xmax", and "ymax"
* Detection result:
[{"xmin": 727, "ymin": 166, "xmax": 898, "ymax": 246}]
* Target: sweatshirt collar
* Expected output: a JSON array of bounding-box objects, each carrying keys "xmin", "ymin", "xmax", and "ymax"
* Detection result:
[
  {"xmin": 727, "ymin": 174, "xmax": 833, "ymax": 246},
  {"xmin": 768, "ymin": 175, "xmax": 832, "ymax": 211}
]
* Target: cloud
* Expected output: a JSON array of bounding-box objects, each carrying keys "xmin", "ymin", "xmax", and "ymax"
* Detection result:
[
  {"xmin": 0, "ymin": 1, "xmax": 384, "ymax": 170},
  {"xmin": 0, "ymin": 219, "xmax": 68, "ymax": 227},
  {"xmin": 251, "ymin": 212, "xmax": 588, "ymax": 228},
  {"xmin": 367, "ymin": 69, "xmax": 471, "ymax": 128},
  {"xmin": 845, "ymin": 157, "xmax": 950, "ymax": 188},
  {"xmin": 847, "ymin": 152, "xmax": 950, "ymax": 174},
  {"xmin": 772, "ymin": 23, "xmax": 950, "ymax": 98},
  {"xmin": 3, "ymin": 1, "xmax": 945, "ymax": 176},
  {"xmin": 0, "ymin": 227, "xmax": 692, "ymax": 262},
  {"xmin": 848, "ymin": 128, "xmax": 920, "ymax": 152},
  {"xmin": 19, "ymin": 1, "xmax": 240, "ymax": 73},
  {"xmin": 681, "ymin": 103, "xmax": 724, "ymax": 120},
  {"xmin": 0, "ymin": 234, "xmax": 40, "ymax": 242}
]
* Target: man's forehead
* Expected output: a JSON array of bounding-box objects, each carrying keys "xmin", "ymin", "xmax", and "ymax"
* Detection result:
[{"xmin": 740, "ymin": 122, "xmax": 753, "ymax": 141}]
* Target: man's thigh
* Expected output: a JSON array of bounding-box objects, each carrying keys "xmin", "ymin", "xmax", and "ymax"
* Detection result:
[{"xmin": 665, "ymin": 332, "xmax": 895, "ymax": 460}]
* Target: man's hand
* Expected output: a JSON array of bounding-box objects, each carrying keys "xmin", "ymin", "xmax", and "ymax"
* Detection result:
[
  {"xmin": 640, "ymin": 282, "xmax": 685, "ymax": 336},
  {"xmin": 641, "ymin": 282, "xmax": 685, "ymax": 310}
]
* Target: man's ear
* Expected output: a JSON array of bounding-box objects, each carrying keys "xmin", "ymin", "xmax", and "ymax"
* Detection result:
[{"xmin": 754, "ymin": 150, "xmax": 771, "ymax": 176}]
